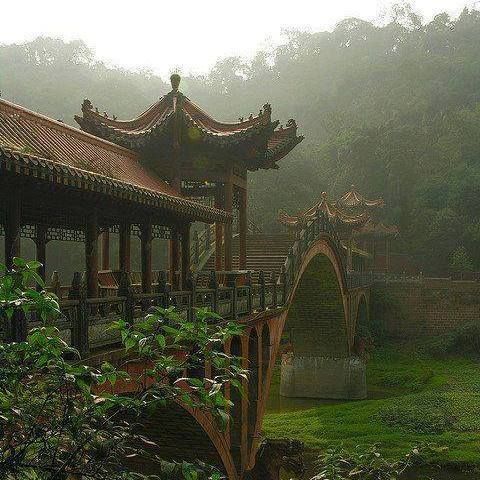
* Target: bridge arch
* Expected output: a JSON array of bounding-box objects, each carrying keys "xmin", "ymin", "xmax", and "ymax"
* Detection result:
[
  {"xmin": 247, "ymin": 328, "xmax": 259, "ymax": 455},
  {"xmin": 110, "ymin": 361, "xmax": 238, "ymax": 480},
  {"xmin": 284, "ymin": 236, "xmax": 350, "ymax": 358},
  {"xmin": 279, "ymin": 236, "xmax": 367, "ymax": 400}
]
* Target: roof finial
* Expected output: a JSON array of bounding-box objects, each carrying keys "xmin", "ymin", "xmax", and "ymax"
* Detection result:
[{"xmin": 170, "ymin": 73, "xmax": 181, "ymax": 93}]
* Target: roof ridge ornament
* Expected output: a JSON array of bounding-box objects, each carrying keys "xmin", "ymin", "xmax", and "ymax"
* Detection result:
[{"xmin": 170, "ymin": 73, "xmax": 181, "ymax": 93}]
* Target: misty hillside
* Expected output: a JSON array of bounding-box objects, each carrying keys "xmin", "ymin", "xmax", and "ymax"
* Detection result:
[{"xmin": 2, "ymin": 5, "xmax": 480, "ymax": 273}]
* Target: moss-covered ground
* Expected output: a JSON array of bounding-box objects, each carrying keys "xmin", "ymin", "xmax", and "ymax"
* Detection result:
[{"xmin": 262, "ymin": 344, "xmax": 480, "ymax": 465}]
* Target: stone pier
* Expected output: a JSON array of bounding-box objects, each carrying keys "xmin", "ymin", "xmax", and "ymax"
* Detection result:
[{"xmin": 280, "ymin": 354, "xmax": 367, "ymax": 400}]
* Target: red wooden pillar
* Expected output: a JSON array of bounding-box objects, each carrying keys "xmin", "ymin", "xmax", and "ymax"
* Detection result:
[
  {"xmin": 141, "ymin": 222, "xmax": 153, "ymax": 293},
  {"xmin": 180, "ymin": 223, "xmax": 191, "ymax": 289},
  {"xmin": 215, "ymin": 188, "xmax": 224, "ymax": 271},
  {"xmin": 224, "ymin": 176, "xmax": 234, "ymax": 271},
  {"xmin": 101, "ymin": 230, "xmax": 110, "ymax": 270},
  {"xmin": 35, "ymin": 225, "xmax": 47, "ymax": 282},
  {"xmin": 5, "ymin": 192, "xmax": 21, "ymax": 268},
  {"xmin": 119, "ymin": 222, "xmax": 131, "ymax": 273},
  {"xmin": 239, "ymin": 187, "xmax": 247, "ymax": 270},
  {"xmin": 5, "ymin": 192, "xmax": 27, "ymax": 341},
  {"xmin": 170, "ymin": 227, "xmax": 180, "ymax": 289},
  {"xmin": 85, "ymin": 212, "xmax": 99, "ymax": 298}
]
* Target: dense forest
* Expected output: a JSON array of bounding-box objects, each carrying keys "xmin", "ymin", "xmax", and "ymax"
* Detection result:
[{"xmin": 2, "ymin": 4, "xmax": 480, "ymax": 274}]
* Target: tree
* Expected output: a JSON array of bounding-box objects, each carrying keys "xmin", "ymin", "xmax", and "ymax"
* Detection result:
[
  {"xmin": 0, "ymin": 259, "xmax": 246, "ymax": 479},
  {"xmin": 450, "ymin": 246, "xmax": 474, "ymax": 273}
]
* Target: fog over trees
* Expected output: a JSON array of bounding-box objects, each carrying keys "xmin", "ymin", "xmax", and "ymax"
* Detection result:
[{"xmin": 2, "ymin": 4, "xmax": 480, "ymax": 274}]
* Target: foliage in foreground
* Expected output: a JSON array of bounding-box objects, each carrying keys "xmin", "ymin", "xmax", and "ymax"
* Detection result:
[
  {"xmin": 311, "ymin": 444, "xmax": 432, "ymax": 480},
  {"xmin": 0, "ymin": 259, "xmax": 245, "ymax": 479}
]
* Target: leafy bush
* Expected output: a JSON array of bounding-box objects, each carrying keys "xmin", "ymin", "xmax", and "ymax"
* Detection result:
[
  {"xmin": 377, "ymin": 393, "xmax": 454, "ymax": 434},
  {"xmin": 311, "ymin": 443, "xmax": 429, "ymax": 480},
  {"xmin": 424, "ymin": 320, "xmax": 480, "ymax": 357},
  {"xmin": 0, "ymin": 259, "xmax": 246, "ymax": 479}
]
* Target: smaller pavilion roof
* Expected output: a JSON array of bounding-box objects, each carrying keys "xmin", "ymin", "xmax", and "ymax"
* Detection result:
[
  {"xmin": 0, "ymin": 98, "xmax": 229, "ymax": 223},
  {"xmin": 278, "ymin": 192, "xmax": 370, "ymax": 229},
  {"xmin": 337, "ymin": 185, "xmax": 385, "ymax": 209},
  {"xmin": 354, "ymin": 220, "xmax": 399, "ymax": 238},
  {"xmin": 75, "ymin": 74, "xmax": 304, "ymax": 171}
]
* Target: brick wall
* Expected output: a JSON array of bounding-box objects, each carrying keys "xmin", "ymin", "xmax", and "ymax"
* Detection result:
[{"xmin": 373, "ymin": 279, "xmax": 480, "ymax": 338}]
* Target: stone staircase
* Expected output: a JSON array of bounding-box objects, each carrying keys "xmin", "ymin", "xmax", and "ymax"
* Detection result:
[{"xmin": 203, "ymin": 234, "xmax": 293, "ymax": 281}]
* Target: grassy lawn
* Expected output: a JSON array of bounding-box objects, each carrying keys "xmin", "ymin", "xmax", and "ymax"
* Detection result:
[{"xmin": 262, "ymin": 344, "xmax": 480, "ymax": 464}]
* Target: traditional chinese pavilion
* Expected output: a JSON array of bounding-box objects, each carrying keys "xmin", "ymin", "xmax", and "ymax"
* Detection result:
[
  {"xmin": 278, "ymin": 186, "xmax": 397, "ymax": 271},
  {"xmin": 75, "ymin": 74, "xmax": 303, "ymax": 272},
  {"xmin": 0, "ymin": 75, "xmax": 303, "ymax": 314}
]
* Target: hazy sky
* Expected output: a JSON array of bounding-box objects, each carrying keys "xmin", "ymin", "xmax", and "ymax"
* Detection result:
[{"xmin": 1, "ymin": 0, "xmax": 475, "ymax": 78}]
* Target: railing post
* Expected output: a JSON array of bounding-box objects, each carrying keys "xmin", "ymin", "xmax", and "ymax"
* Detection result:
[
  {"xmin": 259, "ymin": 270, "xmax": 266, "ymax": 311},
  {"xmin": 246, "ymin": 271, "xmax": 253, "ymax": 314},
  {"xmin": 271, "ymin": 272, "xmax": 277, "ymax": 308},
  {"xmin": 186, "ymin": 272, "xmax": 196, "ymax": 322},
  {"xmin": 226, "ymin": 273, "xmax": 237, "ymax": 320},
  {"xmin": 51, "ymin": 271, "xmax": 61, "ymax": 298},
  {"xmin": 118, "ymin": 271, "xmax": 134, "ymax": 324},
  {"xmin": 209, "ymin": 270, "xmax": 218, "ymax": 313},
  {"xmin": 156, "ymin": 270, "xmax": 168, "ymax": 307},
  {"xmin": 70, "ymin": 271, "xmax": 89, "ymax": 358}
]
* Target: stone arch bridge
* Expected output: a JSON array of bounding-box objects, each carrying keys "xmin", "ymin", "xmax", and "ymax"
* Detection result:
[{"xmin": 74, "ymin": 212, "xmax": 372, "ymax": 480}]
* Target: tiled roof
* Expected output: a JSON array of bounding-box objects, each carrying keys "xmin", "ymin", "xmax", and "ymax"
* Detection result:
[
  {"xmin": 337, "ymin": 185, "xmax": 384, "ymax": 209},
  {"xmin": 0, "ymin": 99, "xmax": 230, "ymax": 223},
  {"xmin": 354, "ymin": 220, "xmax": 399, "ymax": 237},
  {"xmin": 278, "ymin": 192, "xmax": 370, "ymax": 228},
  {"xmin": 75, "ymin": 75, "xmax": 303, "ymax": 170}
]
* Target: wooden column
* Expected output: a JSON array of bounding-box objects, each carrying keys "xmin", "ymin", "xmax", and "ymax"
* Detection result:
[
  {"xmin": 119, "ymin": 222, "xmax": 131, "ymax": 273},
  {"xmin": 101, "ymin": 230, "xmax": 110, "ymax": 270},
  {"xmin": 36, "ymin": 225, "xmax": 47, "ymax": 282},
  {"xmin": 85, "ymin": 212, "xmax": 99, "ymax": 298},
  {"xmin": 141, "ymin": 222, "xmax": 153, "ymax": 293},
  {"xmin": 180, "ymin": 223, "xmax": 191, "ymax": 289},
  {"xmin": 170, "ymin": 227, "xmax": 180, "ymax": 289},
  {"xmin": 5, "ymin": 192, "xmax": 26, "ymax": 342},
  {"xmin": 224, "ymin": 176, "xmax": 234, "ymax": 271},
  {"xmin": 239, "ymin": 187, "xmax": 247, "ymax": 270},
  {"xmin": 5, "ymin": 192, "xmax": 21, "ymax": 268},
  {"xmin": 214, "ymin": 188, "xmax": 223, "ymax": 271}
]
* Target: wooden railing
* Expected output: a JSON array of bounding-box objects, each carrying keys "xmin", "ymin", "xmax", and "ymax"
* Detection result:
[{"xmin": 6, "ymin": 211, "xmax": 375, "ymax": 356}]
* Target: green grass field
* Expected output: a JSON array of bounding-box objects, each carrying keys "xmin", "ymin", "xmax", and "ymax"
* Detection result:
[{"xmin": 263, "ymin": 344, "xmax": 480, "ymax": 464}]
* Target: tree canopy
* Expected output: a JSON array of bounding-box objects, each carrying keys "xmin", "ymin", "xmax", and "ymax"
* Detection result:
[{"xmin": 2, "ymin": 4, "xmax": 480, "ymax": 273}]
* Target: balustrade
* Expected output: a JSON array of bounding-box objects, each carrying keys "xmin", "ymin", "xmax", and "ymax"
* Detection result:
[{"xmin": 3, "ymin": 209, "xmax": 374, "ymax": 356}]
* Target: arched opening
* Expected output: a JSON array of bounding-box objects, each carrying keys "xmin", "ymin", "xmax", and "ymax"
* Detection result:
[
  {"xmin": 261, "ymin": 323, "xmax": 271, "ymax": 388},
  {"xmin": 229, "ymin": 336, "xmax": 243, "ymax": 470},
  {"xmin": 285, "ymin": 254, "xmax": 348, "ymax": 358},
  {"xmin": 125, "ymin": 401, "xmax": 226, "ymax": 476},
  {"xmin": 247, "ymin": 328, "xmax": 259, "ymax": 454}
]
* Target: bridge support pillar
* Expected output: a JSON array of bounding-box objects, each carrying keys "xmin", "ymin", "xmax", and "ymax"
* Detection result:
[{"xmin": 280, "ymin": 355, "xmax": 366, "ymax": 400}]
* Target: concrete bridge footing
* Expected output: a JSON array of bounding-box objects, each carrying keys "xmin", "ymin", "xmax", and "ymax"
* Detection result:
[{"xmin": 279, "ymin": 354, "xmax": 367, "ymax": 400}]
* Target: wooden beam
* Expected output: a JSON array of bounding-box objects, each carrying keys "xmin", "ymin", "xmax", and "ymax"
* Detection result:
[
  {"xmin": 36, "ymin": 225, "xmax": 47, "ymax": 282},
  {"xmin": 170, "ymin": 228, "xmax": 180, "ymax": 289},
  {"xmin": 85, "ymin": 211, "xmax": 99, "ymax": 298},
  {"xmin": 5, "ymin": 191, "xmax": 21, "ymax": 268},
  {"xmin": 101, "ymin": 230, "xmax": 110, "ymax": 270},
  {"xmin": 215, "ymin": 188, "xmax": 224, "ymax": 271},
  {"xmin": 141, "ymin": 222, "xmax": 153, "ymax": 293},
  {"xmin": 180, "ymin": 223, "xmax": 191, "ymax": 289},
  {"xmin": 239, "ymin": 187, "xmax": 247, "ymax": 270},
  {"xmin": 119, "ymin": 222, "xmax": 131, "ymax": 272},
  {"xmin": 224, "ymin": 174, "xmax": 234, "ymax": 271}
]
